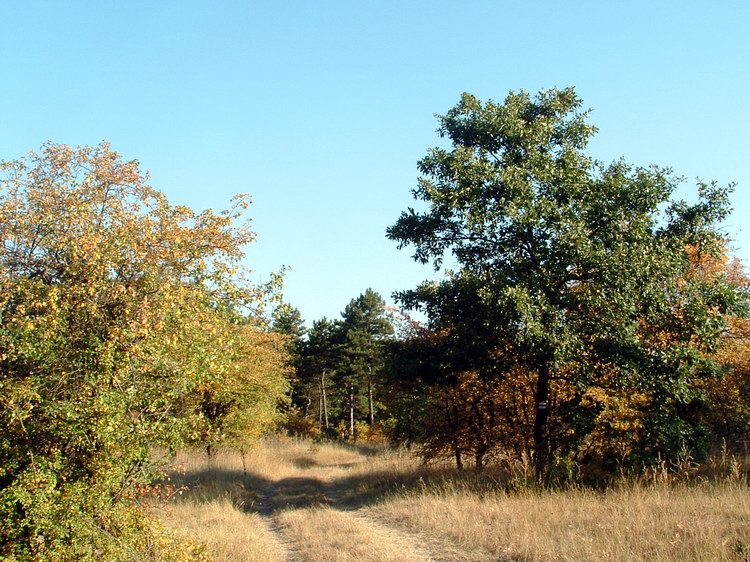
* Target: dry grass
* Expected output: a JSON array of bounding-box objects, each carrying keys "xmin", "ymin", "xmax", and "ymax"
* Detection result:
[
  {"xmin": 152, "ymin": 437, "xmax": 750, "ymax": 562},
  {"xmin": 155, "ymin": 499, "xmax": 286, "ymax": 562},
  {"xmin": 365, "ymin": 480, "xmax": 750, "ymax": 561}
]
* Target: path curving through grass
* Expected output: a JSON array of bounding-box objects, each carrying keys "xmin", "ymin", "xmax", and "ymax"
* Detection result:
[{"xmin": 153, "ymin": 438, "xmax": 750, "ymax": 562}]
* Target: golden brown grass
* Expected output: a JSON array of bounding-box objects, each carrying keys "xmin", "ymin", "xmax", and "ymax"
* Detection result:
[
  {"xmin": 155, "ymin": 499, "xmax": 286, "ymax": 562},
  {"xmin": 365, "ymin": 480, "xmax": 750, "ymax": 561},
  {"xmin": 152, "ymin": 437, "xmax": 750, "ymax": 562}
]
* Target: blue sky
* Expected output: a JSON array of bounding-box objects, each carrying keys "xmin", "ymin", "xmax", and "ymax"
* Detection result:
[{"xmin": 2, "ymin": 1, "xmax": 748, "ymax": 325}]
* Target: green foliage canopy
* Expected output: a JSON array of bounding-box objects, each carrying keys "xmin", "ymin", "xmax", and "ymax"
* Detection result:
[{"xmin": 388, "ymin": 88, "xmax": 747, "ymax": 477}]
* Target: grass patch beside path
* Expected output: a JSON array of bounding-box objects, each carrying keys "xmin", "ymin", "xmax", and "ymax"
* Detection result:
[
  {"xmin": 365, "ymin": 480, "xmax": 750, "ymax": 561},
  {"xmin": 154, "ymin": 499, "xmax": 287, "ymax": 562}
]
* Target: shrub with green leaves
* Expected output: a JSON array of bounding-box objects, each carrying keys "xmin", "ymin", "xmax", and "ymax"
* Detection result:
[{"xmin": 0, "ymin": 143, "xmax": 284, "ymax": 559}]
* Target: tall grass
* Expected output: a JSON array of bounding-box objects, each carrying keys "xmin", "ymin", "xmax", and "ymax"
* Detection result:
[
  {"xmin": 152, "ymin": 437, "xmax": 750, "ymax": 562},
  {"xmin": 366, "ymin": 478, "xmax": 750, "ymax": 561}
]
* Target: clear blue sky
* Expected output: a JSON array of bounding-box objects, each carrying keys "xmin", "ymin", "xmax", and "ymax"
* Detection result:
[{"xmin": 2, "ymin": 1, "xmax": 748, "ymax": 325}]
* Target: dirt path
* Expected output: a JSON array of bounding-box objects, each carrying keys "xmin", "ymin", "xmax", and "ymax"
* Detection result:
[
  {"xmin": 252, "ymin": 457, "xmax": 496, "ymax": 562},
  {"xmin": 252, "ymin": 482, "xmax": 299, "ymax": 562},
  {"xmin": 158, "ymin": 443, "xmax": 509, "ymax": 562},
  {"xmin": 342, "ymin": 510, "xmax": 470, "ymax": 562},
  {"xmin": 353, "ymin": 510, "xmax": 500, "ymax": 562}
]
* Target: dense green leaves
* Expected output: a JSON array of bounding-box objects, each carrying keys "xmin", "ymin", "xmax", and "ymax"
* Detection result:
[{"xmin": 388, "ymin": 88, "xmax": 747, "ymax": 477}]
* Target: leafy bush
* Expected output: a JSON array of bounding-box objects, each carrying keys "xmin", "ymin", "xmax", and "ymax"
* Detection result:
[{"xmin": 0, "ymin": 143, "xmax": 285, "ymax": 558}]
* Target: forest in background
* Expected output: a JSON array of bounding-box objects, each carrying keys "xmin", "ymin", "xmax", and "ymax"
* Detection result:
[{"xmin": 1, "ymin": 87, "xmax": 748, "ymax": 560}]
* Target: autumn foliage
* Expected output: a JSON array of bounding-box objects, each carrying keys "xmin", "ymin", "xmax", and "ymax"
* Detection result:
[
  {"xmin": 388, "ymin": 243, "xmax": 750, "ymax": 478},
  {"xmin": 0, "ymin": 143, "xmax": 288, "ymax": 559}
]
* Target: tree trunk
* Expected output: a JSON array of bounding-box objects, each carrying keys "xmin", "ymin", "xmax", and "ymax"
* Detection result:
[
  {"xmin": 367, "ymin": 379, "xmax": 374, "ymax": 425},
  {"xmin": 303, "ymin": 390, "xmax": 312, "ymax": 417},
  {"xmin": 349, "ymin": 381, "xmax": 355, "ymax": 440},
  {"xmin": 455, "ymin": 447, "xmax": 463, "ymax": 470},
  {"xmin": 533, "ymin": 362, "xmax": 551, "ymax": 482},
  {"xmin": 475, "ymin": 445, "xmax": 487, "ymax": 471},
  {"xmin": 321, "ymin": 370, "xmax": 329, "ymax": 429}
]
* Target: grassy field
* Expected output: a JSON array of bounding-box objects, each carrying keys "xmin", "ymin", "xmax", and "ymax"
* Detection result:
[{"xmin": 150, "ymin": 437, "xmax": 750, "ymax": 562}]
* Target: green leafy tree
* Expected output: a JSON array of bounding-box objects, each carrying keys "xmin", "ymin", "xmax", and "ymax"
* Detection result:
[
  {"xmin": 298, "ymin": 317, "xmax": 340, "ymax": 432},
  {"xmin": 272, "ymin": 303, "xmax": 307, "ymax": 359},
  {"xmin": 0, "ymin": 143, "xmax": 279, "ymax": 559},
  {"xmin": 337, "ymin": 289, "xmax": 394, "ymax": 437},
  {"xmin": 271, "ymin": 303, "xmax": 307, "ymax": 412},
  {"xmin": 388, "ymin": 88, "xmax": 746, "ymax": 478},
  {"xmin": 185, "ymin": 312, "xmax": 290, "ymax": 457}
]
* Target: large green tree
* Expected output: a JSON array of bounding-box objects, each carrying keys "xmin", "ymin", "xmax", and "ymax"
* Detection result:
[{"xmin": 387, "ymin": 88, "xmax": 746, "ymax": 478}]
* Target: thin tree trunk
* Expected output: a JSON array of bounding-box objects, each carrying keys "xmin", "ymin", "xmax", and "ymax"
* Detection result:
[
  {"xmin": 349, "ymin": 382, "xmax": 355, "ymax": 440},
  {"xmin": 475, "ymin": 446, "xmax": 487, "ymax": 471},
  {"xmin": 319, "ymin": 393, "xmax": 323, "ymax": 429},
  {"xmin": 455, "ymin": 447, "xmax": 463, "ymax": 470},
  {"xmin": 321, "ymin": 370, "xmax": 329, "ymax": 429},
  {"xmin": 367, "ymin": 379, "xmax": 374, "ymax": 425},
  {"xmin": 533, "ymin": 362, "xmax": 551, "ymax": 482}
]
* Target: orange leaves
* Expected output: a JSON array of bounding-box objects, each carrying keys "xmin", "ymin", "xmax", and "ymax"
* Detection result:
[
  {"xmin": 420, "ymin": 367, "xmax": 538, "ymax": 465},
  {"xmin": 684, "ymin": 243, "xmax": 745, "ymax": 285}
]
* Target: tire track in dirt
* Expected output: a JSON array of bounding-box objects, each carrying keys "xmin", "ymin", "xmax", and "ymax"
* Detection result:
[
  {"xmin": 252, "ymin": 482, "xmax": 299, "ymax": 562},
  {"xmin": 354, "ymin": 510, "xmax": 503, "ymax": 562}
]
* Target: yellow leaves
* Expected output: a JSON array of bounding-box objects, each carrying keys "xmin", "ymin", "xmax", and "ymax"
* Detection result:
[
  {"xmin": 1, "ymin": 142, "xmax": 282, "ymax": 453},
  {"xmin": 183, "ymin": 315, "xmax": 290, "ymax": 450},
  {"xmin": 578, "ymin": 382, "xmax": 654, "ymax": 459}
]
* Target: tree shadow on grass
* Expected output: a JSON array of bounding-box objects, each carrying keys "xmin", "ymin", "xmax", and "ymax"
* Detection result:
[
  {"xmin": 334, "ymin": 440, "xmax": 389, "ymax": 457},
  {"xmin": 159, "ymin": 465, "xmax": 273, "ymax": 512},
  {"xmin": 157, "ymin": 457, "xmax": 530, "ymax": 561},
  {"xmin": 290, "ymin": 456, "xmax": 319, "ymax": 469},
  {"xmin": 325, "ymin": 465, "xmax": 506, "ymax": 509},
  {"xmin": 161, "ymin": 465, "xmax": 334, "ymax": 513},
  {"xmin": 159, "ymin": 455, "xmax": 522, "ymax": 514}
]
